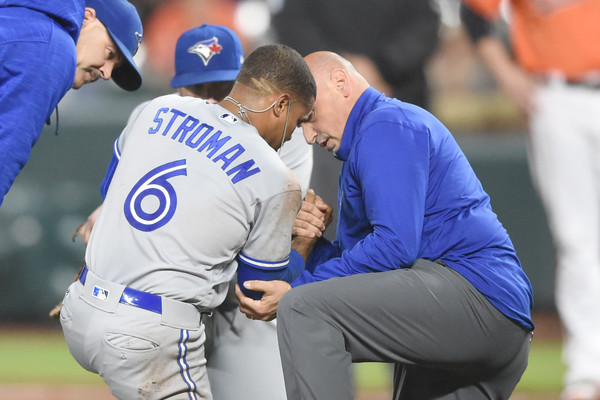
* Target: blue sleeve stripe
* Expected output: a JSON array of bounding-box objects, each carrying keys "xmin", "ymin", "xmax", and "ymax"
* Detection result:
[
  {"xmin": 238, "ymin": 252, "xmax": 289, "ymax": 269},
  {"xmin": 114, "ymin": 137, "xmax": 121, "ymax": 160},
  {"xmin": 99, "ymin": 140, "xmax": 121, "ymax": 199}
]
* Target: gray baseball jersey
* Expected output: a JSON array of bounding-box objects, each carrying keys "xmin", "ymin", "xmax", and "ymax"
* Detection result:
[
  {"xmin": 85, "ymin": 94, "xmax": 301, "ymax": 311},
  {"xmin": 128, "ymin": 99, "xmax": 313, "ymax": 196}
]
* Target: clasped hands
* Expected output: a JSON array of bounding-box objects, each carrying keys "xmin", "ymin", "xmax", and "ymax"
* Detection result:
[{"xmin": 236, "ymin": 189, "xmax": 333, "ymax": 321}]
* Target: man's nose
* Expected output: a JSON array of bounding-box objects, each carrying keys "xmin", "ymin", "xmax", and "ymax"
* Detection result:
[
  {"xmin": 302, "ymin": 125, "xmax": 317, "ymax": 144},
  {"xmin": 99, "ymin": 61, "xmax": 116, "ymax": 80}
]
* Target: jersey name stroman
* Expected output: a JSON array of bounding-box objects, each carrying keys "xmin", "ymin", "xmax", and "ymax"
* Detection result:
[
  {"xmin": 148, "ymin": 106, "xmax": 261, "ymax": 184},
  {"xmin": 85, "ymin": 94, "xmax": 301, "ymax": 311}
]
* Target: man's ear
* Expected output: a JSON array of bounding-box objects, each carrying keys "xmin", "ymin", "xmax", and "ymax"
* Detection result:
[
  {"xmin": 82, "ymin": 7, "xmax": 97, "ymax": 26},
  {"xmin": 274, "ymin": 94, "xmax": 290, "ymax": 117},
  {"xmin": 331, "ymin": 69, "xmax": 350, "ymax": 97}
]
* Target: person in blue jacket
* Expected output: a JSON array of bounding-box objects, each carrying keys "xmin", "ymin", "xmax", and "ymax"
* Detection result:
[
  {"xmin": 0, "ymin": 0, "xmax": 143, "ymax": 206},
  {"xmin": 237, "ymin": 51, "xmax": 535, "ymax": 400}
]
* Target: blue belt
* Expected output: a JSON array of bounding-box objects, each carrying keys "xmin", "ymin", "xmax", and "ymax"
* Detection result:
[{"xmin": 79, "ymin": 265, "xmax": 162, "ymax": 314}]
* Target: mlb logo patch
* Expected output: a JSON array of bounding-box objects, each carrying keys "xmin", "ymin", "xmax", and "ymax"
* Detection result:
[
  {"xmin": 93, "ymin": 286, "xmax": 109, "ymax": 301},
  {"xmin": 188, "ymin": 37, "xmax": 223, "ymax": 66},
  {"xmin": 219, "ymin": 113, "xmax": 239, "ymax": 124}
]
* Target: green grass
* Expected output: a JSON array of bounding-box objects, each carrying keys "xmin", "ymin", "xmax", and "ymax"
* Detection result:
[
  {"xmin": 0, "ymin": 329, "xmax": 564, "ymax": 396},
  {"xmin": 0, "ymin": 329, "xmax": 103, "ymax": 385},
  {"xmin": 354, "ymin": 339, "xmax": 565, "ymax": 396},
  {"xmin": 516, "ymin": 340, "xmax": 565, "ymax": 395}
]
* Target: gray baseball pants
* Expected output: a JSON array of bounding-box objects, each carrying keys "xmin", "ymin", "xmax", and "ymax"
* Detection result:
[
  {"xmin": 277, "ymin": 259, "xmax": 532, "ymax": 400},
  {"xmin": 204, "ymin": 282, "xmax": 287, "ymax": 400},
  {"xmin": 60, "ymin": 269, "xmax": 211, "ymax": 399}
]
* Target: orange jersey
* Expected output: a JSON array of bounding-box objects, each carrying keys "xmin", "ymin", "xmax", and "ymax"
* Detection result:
[{"xmin": 464, "ymin": 0, "xmax": 600, "ymax": 79}]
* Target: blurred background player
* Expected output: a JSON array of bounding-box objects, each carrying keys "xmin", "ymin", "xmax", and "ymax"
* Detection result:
[
  {"xmin": 271, "ymin": 0, "xmax": 441, "ymax": 110},
  {"xmin": 461, "ymin": 1, "xmax": 600, "ymax": 399},
  {"xmin": 71, "ymin": 24, "xmax": 312, "ymax": 400},
  {"xmin": 0, "ymin": 0, "xmax": 143, "ymax": 207}
]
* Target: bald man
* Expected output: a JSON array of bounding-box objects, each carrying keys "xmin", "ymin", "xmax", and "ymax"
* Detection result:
[{"xmin": 237, "ymin": 51, "xmax": 534, "ymax": 400}]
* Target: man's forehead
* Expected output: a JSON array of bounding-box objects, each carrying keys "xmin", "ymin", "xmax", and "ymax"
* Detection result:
[{"xmin": 297, "ymin": 108, "xmax": 314, "ymax": 126}]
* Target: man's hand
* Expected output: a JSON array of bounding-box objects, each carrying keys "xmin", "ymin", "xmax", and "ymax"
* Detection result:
[
  {"xmin": 476, "ymin": 37, "xmax": 537, "ymax": 114},
  {"xmin": 293, "ymin": 189, "xmax": 333, "ymax": 238},
  {"xmin": 236, "ymin": 280, "xmax": 292, "ymax": 321},
  {"xmin": 72, "ymin": 204, "xmax": 102, "ymax": 244}
]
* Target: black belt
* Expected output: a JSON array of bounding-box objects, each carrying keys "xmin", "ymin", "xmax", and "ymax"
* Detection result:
[{"xmin": 79, "ymin": 265, "xmax": 162, "ymax": 314}]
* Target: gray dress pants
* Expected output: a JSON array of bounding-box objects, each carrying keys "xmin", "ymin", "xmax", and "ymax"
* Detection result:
[{"xmin": 277, "ymin": 259, "xmax": 532, "ymax": 400}]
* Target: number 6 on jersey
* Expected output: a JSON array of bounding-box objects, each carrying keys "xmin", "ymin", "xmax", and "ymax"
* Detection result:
[{"xmin": 124, "ymin": 159, "xmax": 187, "ymax": 232}]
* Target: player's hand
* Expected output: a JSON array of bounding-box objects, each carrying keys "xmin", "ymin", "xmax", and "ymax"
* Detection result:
[
  {"xmin": 235, "ymin": 281, "xmax": 292, "ymax": 321},
  {"xmin": 48, "ymin": 300, "xmax": 62, "ymax": 319},
  {"xmin": 475, "ymin": 37, "xmax": 537, "ymax": 114},
  {"xmin": 496, "ymin": 63, "xmax": 537, "ymax": 114},
  {"xmin": 293, "ymin": 189, "xmax": 333, "ymax": 238},
  {"xmin": 72, "ymin": 204, "xmax": 102, "ymax": 245}
]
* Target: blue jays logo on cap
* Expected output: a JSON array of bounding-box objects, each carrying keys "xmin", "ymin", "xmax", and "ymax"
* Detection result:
[
  {"xmin": 171, "ymin": 24, "xmax": 244, "ymax": 88},
  {"xmin": 135, "ymin": 32, "xmax": 143, "ymax": 54},
  {"xmin": 188, "ymin": 37, "xmax": 224, "ymax": 66}
]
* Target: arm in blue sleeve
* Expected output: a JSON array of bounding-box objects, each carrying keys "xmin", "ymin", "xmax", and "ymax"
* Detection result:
[
  {"xmin": 305, "ymin": 236, "xmax": 341, "ymax": 273},
  {"xmin": 294, "ymin": 120, "xmax": 430, "ymax": 285},
  {"xmin": 237, "ymin": 250, "xmax": 305, "ymax": 300},
  {"xmin": 99, "ymin": 138, "xmax": 121, "ymax": 199}
]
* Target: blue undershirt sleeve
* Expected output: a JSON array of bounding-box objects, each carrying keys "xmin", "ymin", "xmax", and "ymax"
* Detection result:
[
  {"xmin": 237, "ymin": 249, "xmax": 305, "ymax": 300},
  {"xmin": 305, "ymin": 236, "xmax": 341, "ymax": 273}
]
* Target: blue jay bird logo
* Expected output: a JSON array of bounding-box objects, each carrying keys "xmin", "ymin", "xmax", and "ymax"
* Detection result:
[
  {"xmin": 188, "ymin": 37, "xmax": 223, "ymax": 66},
  {"xmin": 134, "ymin": 32, "xmax": 143, "ymax": 55}
]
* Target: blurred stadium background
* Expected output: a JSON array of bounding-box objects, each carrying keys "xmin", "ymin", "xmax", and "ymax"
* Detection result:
[{"xmin": 0, "ymin": 0, "xmax": 562, "ymax": 398}]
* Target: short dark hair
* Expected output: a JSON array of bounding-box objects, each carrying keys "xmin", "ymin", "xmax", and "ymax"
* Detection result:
[
  {"xmin": 236, "ymin": 44, "xmax": 316, "ymax": 110},
  {"xmin": 185, "ymin": 81, "xmax": 235, "ymax": 102}
]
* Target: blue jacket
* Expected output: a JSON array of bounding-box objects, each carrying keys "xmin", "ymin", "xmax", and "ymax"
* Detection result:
[
  {"xmin": 292, "ymin": 88, "xmax": 534, "ymax": 330},
  {"xmin": 0, "ymin": 0, "xmax": 84, "ymax": 205},
  {"xmin": 0, "ymin": 0, "xmax": 84, "ymax": 43}
]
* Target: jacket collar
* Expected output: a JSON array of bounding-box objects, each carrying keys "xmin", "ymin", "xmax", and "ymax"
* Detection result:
[{"xmin": 335, "ymin": 87, "xmax": 381, "ymax": 161}]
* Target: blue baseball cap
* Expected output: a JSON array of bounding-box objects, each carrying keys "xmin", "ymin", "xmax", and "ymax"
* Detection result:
[
  {"xmin": 171, "ymin": 24, "xmax": 244, "ymax": 88},
  {"xmin": 86, "ymin": 0, "xmax": 143, "ymax": 91}
]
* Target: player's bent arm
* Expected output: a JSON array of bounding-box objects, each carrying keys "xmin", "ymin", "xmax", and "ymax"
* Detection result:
[
  {"xmin": 237, "ymin": 185, "xmax": 302, "ymax": 294},
  {"xmin": 236, "ymin": 250, "xmax": 305, "ymax": 300},
  {"xmin": 475, "ymin": 37, "xmax": 536, "ymax": 113},
  {"xmin": 460, "ymin": 2, "xmax": 536, "ymax": 113}
]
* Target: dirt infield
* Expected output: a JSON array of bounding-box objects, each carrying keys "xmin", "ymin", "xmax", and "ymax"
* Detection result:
[
  {"xmin": 0, "ymin": 385, "xmax": 559, "ymax": 400},
  {"xmin": 0, "ymin": 385, "xmax": 560, "ymax": 400}
]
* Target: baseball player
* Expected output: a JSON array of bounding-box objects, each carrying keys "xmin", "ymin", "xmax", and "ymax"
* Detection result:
[
  {"xmin": 460, "ymin": 2, "xmax": 600, "ymax": 398},
  {"xmin": 59, "ymin": 43, "xmax": 316, "ymax": 399},
  {"xmin": 0, "ymin": 0, "xmax": 143, "ymax": 206},
  {"xmin": 67, "ymin": 24, "xmax": 312, "ymax": 400}
]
